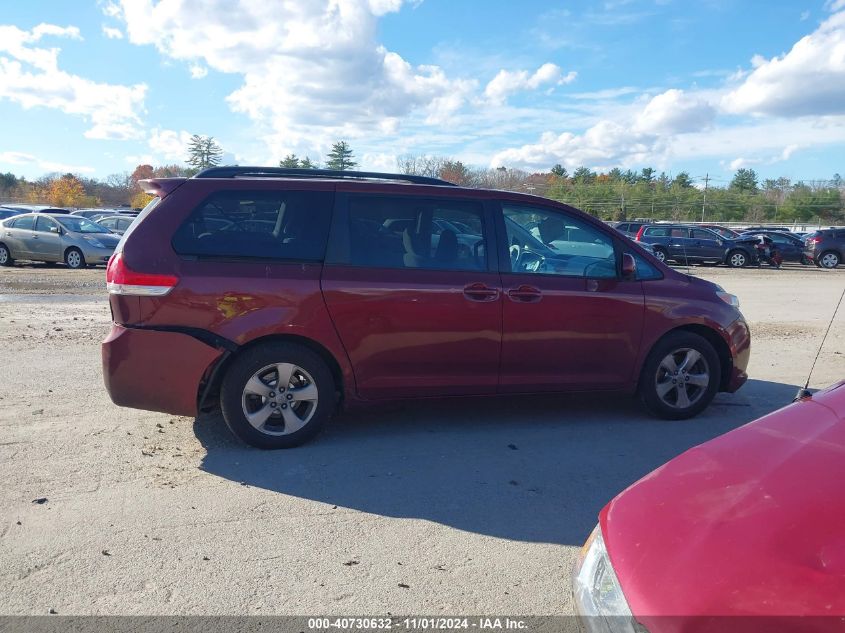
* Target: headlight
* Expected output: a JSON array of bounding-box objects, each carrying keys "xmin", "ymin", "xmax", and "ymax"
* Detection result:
[
  {"xmin": 716, "ymin": 291, "xmax": 740, "ymax": 308},
  {"xmin": 83, "ymin": 236, "xmax": 105, "ymax": 248},
  {"xmin": 572, "ymin": 525, "xmax": 646, "ymax": 633}
]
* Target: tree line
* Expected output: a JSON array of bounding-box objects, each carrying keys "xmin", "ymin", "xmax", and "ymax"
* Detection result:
[{"xmin": 0, "ymin": 135, "xmax": 841, "ymax": 223}]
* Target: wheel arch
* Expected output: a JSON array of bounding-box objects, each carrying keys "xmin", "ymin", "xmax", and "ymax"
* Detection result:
[
  {"xmin": 199, "ymin": 332, "xmax": 346, "ymax": 410},
  {"xmin": 638, "ymin": 324, "xmax": 733, "ymax": 392}
]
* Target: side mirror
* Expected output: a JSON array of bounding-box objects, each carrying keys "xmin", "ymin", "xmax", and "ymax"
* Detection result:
[{"xmin": 622, "ymin": 253, "xmax": 637, "ymax": 279}]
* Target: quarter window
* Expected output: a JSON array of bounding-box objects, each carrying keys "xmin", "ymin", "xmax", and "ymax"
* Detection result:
[
  {"xmin": 11, "ymin": 215, "xmax": 34, "ymax": 230},
  {"xmin": 172, "ymin": 190, "xmax": 333, "ymax": 261},
  {"xmin": 342, "ymin": 196, "xmax": 486, "ymax": 271},
  {"xmin": 503, "ymin": 204, "xmax": 617, "ymax": 278}
]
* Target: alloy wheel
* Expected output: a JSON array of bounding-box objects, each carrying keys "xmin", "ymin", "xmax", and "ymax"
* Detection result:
[
  {"xmin": 654, "ymin": 347, "xmax": 710, "ymax": 410},
  {"xmin": 66, "ymin": 251, "xmax": 82, "ymax": 268},
  {"xmin": 729, "ymin": 252, "xmax": 746, "ymax": 267},
  {"xmin": 821, "ymin": 252, "xmax": 840, "ymax": 269},
  {"xmin": 240, "ymin": 362, "xmax": 319, "ymax": 436},
  {"xmin": 0, "ymin": 246, "xmax": 8, "ymax": 265}
]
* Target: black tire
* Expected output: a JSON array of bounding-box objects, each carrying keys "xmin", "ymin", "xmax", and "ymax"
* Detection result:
[
  {"xmin": 639, "ymin": 331, "xmax": 721, "ymax": 420},
  {"xmin": 726, "ymin": 249, "xmax": 748, "ymax": 268},
  {"xmin": 0, "ymin": 243, "xmax": 13, "ymax": 267},
  {"xmin": 220, "ymin": 342, "xmax": 336, "ymax": 449},
  {"xmin": 64, "ymin": 247, "xmax": 85, "ymax": 269},
  {"xmin": 652, "ymin": 247, "xmax": 667, "ymax": 263},
  {"xmin": 819, "ymin": 251, "xmax": 840, "ymax": 269}
]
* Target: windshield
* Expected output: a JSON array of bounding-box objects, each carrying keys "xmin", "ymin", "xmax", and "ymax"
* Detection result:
[{"xmin": 56, "ymin": 216, "xmax": 110, "ymax": 234}]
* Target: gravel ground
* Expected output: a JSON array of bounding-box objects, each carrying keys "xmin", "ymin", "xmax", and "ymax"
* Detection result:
[{"xmin": 1, "ymin": 261, "xmax": 844, "ymax": 616}]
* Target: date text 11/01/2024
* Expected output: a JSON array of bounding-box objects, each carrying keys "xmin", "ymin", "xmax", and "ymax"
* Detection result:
[{"xmin": 307, "ymin": 618, "xmax": 529, "ymax": 630}]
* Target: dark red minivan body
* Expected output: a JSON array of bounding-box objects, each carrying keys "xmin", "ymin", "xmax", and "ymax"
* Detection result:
[{"xmin": 102, "ymin": 169, "xmax": 749, "ymax": 447}]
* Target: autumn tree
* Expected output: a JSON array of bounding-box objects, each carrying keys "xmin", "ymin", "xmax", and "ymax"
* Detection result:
[
  {"xmin": 325, "ymin": 141, "xmax": 356, "ymax": 171},
  {"xmin": 438, "ymin": 160, "xmax": 474, "ymax": 186},
  {"xmin": 47, "ymin": 174, "xmax": 88, "ymax": 207},
  {"xmin": 186, "ymin": 135, "xmax": 224, "ymax": 170}
]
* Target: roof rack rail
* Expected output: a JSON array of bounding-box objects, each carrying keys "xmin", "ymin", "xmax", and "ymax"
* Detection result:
[{"xmin": 193, "ymin": 166, "xmax": 456, "ymax": 187}]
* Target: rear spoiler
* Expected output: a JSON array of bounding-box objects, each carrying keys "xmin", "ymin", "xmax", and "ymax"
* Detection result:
[{"xmin": 139, "ymin": 178, "xmax": 187, "ymax": 198}]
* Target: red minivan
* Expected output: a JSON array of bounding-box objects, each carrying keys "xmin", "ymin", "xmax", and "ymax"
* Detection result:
[
  {"xmin": 102, "ymin": 167, "xmax": 750, "ymax": 448},
  {"xmin": 574, "ymin": 382, "xmax": 845, "ymax": 632}
]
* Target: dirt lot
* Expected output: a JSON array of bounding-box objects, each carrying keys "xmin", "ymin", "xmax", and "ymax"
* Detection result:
[{"xmin": 1, "ymin": 262, "xmax": 844, "ymax": 616}]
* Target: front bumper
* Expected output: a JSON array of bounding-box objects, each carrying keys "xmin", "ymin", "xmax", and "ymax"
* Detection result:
[
  {"xmin": 723, "ymin": 316, "xmax": 750, "ymax": 393},
  {"xmin": 102, "ymin": 324, "xmax": 224, "ymax": 417},
  {"xmin": 80, "ymin": 244, "xmax": 116, "ymax": 265}
]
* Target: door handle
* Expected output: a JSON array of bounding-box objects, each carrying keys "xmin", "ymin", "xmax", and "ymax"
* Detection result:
[
  {"xmin": 507, "ymin": 285, "xmax": 542, "ymax": 303},
  {"xmin": 463, "ymin": 283, "xmax": 499, "ymax": 302}
]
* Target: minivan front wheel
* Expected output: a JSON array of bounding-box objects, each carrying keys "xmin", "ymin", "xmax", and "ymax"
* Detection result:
[
  {"xmin": 65, "ymin": 247, "xmax": 85, "ymax": 269},
  {"xmin": 639, "ymin": 332, "xmax": 721, "ymax": 420},
  {"xmin": 220, "ymin": 342, "xmax": 335, "ymax": 448}
]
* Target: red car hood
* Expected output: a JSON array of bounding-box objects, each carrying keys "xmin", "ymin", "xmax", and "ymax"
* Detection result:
[{"xmin": 602, "ymin": 381, "xmax": 845, "ymax": 625}]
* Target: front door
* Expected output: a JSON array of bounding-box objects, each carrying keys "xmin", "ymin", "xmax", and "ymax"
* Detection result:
[
  {"xmin": 321, "ymin": 192, "xmax": 502, "ymax": 399},
  {"xmin": 690, "ymin": 228, "xmax": 725, "ymax": 260},
  {"xmin": 496, "ymin": 201, "xmax": 645, "ymax": 391},
  {"xmin": 32, "ymin": 215, "xmax": 63, "ymax": 261}
]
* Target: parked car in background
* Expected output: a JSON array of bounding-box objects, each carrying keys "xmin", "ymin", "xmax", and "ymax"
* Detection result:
[
  {"xmin": 609, "ymin": 221, "xmax": 648, "ymax": 238},
  {"xmin": 0, "ymin": 204, "xmax": 69, "ymax": 214},
  {"xmin": 699, "ymin": 223, "xmax": 739, "ymax": 239},
  {"xmin": 635, "ymin": 224, "xmax": 756, "ymax": 267},
  {"xmin": 574, "ymin": 380, "xmax": 845, "ymax": 631},
  {"xmin": 0, "ymin": 213, "xmax": 120, "ymax": 268},
  {"xmin": 804, "ymin": 228, "xmax": 845, "ymax": 268},
  {"xmin": 102, "ymin": 166, "xmax": 749, "ymax": 449},
  {"xmin": 743, "ymin": 225, "xmax": 794, "ymax": 233},
  {"xmin": 738, "ymin": 229, "xmax": 809, "ymax": 264},
  {"xmin": 0, "ymin": 208, "xmax": 24, "ymax": 220},
  {"xmin": 96, "ymin": 215, "xmax": 136, "ymax": 235}
]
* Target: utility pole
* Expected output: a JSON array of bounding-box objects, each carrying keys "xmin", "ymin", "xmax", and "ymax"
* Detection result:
[{"xmin": 701, "ymin": 173, "xmax": 710, "ymax": 222}]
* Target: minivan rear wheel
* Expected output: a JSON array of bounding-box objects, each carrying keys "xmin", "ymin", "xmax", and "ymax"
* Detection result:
[
  {"xmin": 639, "ymin": 332, "xmax": 721, "ymax": 420},
  {"xmin": 220, "ymin": 342, "xmax": 335, "ymax": 449}
]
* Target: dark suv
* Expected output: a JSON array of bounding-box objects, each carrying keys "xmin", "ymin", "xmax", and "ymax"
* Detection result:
[
  {"xmin": 635, "ymin": 224, "xmax": 756, "ymax": 267},
  {"xmin": 804, "ymin": 228, "xmax": 845, "ymax": 268},
  {"xmin": 102, "ymin": 167, "xmax": 750, "ymax": 448}
]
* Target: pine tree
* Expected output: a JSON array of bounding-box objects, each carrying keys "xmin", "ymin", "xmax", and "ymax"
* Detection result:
[
  {"xmin": 186, "ymin": 135, "xmax": 224, "ymax": 170},
  {"xmin": 279, "ymin": 154, "xmax": 301, "ymax": 168},
  {"xmin": 325, "ymin": 141, "xmax": 356, "ymax": 171},
  {"xmin": 299, "ymin": 156, "xmax": 317, "ymax": 169}
]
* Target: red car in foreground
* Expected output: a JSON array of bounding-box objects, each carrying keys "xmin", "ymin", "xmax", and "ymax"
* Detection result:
[
  {"xmin": 102, "ymin": 167, "xmax": 749, "ymax": 448},
  {"xmin": 573, "ymin": 381, "xmax": 845, "ymax": 632}
]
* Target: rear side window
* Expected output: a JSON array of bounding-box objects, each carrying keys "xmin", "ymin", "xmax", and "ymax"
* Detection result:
[
  {"xmin": 691, "ymin": 229, "xmax": 715, "ymax": 240},
  {"xmin": 645, "ymin": 226, "xmax": 669, "ymax": 237},
  {"xmin": 172, "ymin": 190, "xmax": 333, "ymax": 261},
  {"xmin": 11, "ymin": 215, "xmax": 34, "ymax": 230},
  {"xmin": 337, "ymin": 196, "xmax": 486, "ymax": 271}
]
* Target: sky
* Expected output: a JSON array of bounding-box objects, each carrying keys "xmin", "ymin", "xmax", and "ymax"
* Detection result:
[{"xmin": 0, "ymin": 0, "xmax": 844, "ymax": 187}]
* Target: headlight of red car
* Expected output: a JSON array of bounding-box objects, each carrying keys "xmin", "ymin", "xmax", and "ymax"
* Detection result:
[{"xmin": 572, "ymin": 525, "xmax": 647, "ymax": 633}]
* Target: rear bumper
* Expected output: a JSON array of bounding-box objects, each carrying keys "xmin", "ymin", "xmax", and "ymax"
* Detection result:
[
  {"xmin": 102, "ymin": 324, "xmax": 224, "ymax": 417},
  {"xmin": 723, "ymin": 316, "xmax": 750, "ymax": 392}
]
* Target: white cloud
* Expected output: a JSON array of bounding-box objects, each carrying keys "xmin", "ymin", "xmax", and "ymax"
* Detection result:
[
  {"xmin": 635, "ymin": 88, "xmax": 715, "ymax": 134},
  {"xmin": 110, "ymin": 0, "xmax": 473, "ymax": 157},
  {"xmin": 188, "ymin": 64, "xmax": 207, "ymax": 79},
  {"xmin": 0, "ymin": 151, "xmax": 94, "ymax": 174},
  {"xmin": 147, "ymin": 128, "xmax": 193, "ymax": 162},
  {"xmin": 722, "ymin": 10, "xmax": 845, "ymax": 117},
  {"xmin": 484, "ymin": 63, "xmax": 576, "ymax": 105},
  {"xmin": 102, "ymin": 26, "xmax": 123, "ymax": 39},
  {"xmin": 0, "ymin": 23, "xmax": 146, "ymax": 140}
]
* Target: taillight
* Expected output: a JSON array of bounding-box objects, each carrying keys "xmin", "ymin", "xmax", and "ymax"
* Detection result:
[
  {"xmin": 106, "ymin": 252, "xmax": 178, "ymax": 296},
  {"xmin": 635, "ymin": 226, "xmax": 646, "ymax": 241},
  {"xmin": 808, "ymin": 237, "xmax": 821, "ymax": 244}
]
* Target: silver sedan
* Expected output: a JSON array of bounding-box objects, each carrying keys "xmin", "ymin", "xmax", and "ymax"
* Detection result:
[{"xmin": 0, "ymin": 213, "xmax": 121, "ymax": 269}]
